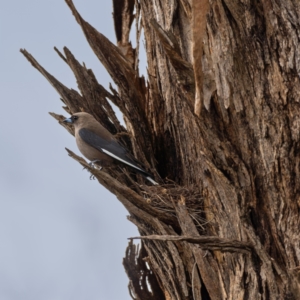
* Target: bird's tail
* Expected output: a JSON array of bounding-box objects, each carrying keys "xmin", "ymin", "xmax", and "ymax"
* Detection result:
[
  {"xmin": 134, "ymin": 168, "xmax": 159, "ymax": 185},
  {"xmin": 145, "ymin": 176, "xmax": 159, "ymax": 185}
]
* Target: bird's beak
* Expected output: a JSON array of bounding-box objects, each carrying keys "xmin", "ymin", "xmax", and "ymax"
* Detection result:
[{"xmin": 63, "ymin": 117, "xmax": 73, "ymax": 124}]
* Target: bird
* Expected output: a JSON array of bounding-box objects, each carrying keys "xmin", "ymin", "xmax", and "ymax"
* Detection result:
[{"xmin": 63, "ymin": 112, "xmax": 158, "ymax": 185}]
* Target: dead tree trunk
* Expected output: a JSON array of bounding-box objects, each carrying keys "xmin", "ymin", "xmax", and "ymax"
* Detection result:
[{"xmin": 21, "ymin": 0, "xmax": 300, "ymax": 299}]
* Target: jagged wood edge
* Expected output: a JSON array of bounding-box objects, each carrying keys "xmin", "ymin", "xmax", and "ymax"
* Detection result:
[{"xmin": 65, "ymin": 0, "xmax": 157, "ymax": 174}]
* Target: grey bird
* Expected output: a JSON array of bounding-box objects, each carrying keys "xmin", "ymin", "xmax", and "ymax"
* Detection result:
[{"xmin": 63, "ymin": 112, "xmax": 158, "ymax": 185}]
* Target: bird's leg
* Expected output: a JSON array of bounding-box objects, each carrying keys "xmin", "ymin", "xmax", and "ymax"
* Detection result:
[
  {"xmin": 82, "ymin": 160, "xmax": 103, "ymax": 180},
  {"xmin": 82, "ymin": 160, "xmax": 103, "ymax": 170},
  {"xmin": 89, "ymin": 159, "xmax": 102, "ymax": 169},
  {"xmin": 88, "ymin": 160, "xmax": 103, "ymax": 180}
]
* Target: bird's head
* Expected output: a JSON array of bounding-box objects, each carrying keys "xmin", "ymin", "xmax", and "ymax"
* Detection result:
[{"xmin": 63, "ymin": 112, "xmax": 95, "ymax": 127}]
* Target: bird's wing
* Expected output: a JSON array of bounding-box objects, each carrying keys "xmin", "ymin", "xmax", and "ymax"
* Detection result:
[{"xmin": 79, "ymin": 128, "xmax": 147, "ymax": 173}]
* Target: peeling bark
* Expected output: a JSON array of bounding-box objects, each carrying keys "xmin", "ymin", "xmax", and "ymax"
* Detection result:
[
  {"xmin": 21, "ymin": 0, "xmax": 300, "ymax": 299},
  {"xmin": 192, "ymin": 0, "xmax": 210, "ymax": 116}
]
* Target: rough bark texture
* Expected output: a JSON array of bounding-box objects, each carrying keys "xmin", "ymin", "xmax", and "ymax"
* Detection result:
[{"xmin": 21, "ymin": 0, "xmax": 300, "ymax": 299}]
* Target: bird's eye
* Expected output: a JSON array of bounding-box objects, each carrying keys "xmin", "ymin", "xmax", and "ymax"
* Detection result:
[{"xmin": 73, "ymin": 116, "xmax": 78, "ymax": 120}]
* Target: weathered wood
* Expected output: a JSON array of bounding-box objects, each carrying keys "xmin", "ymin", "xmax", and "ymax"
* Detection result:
[
  {"xmin": 123, "ymin": 240, "xmax": 163, "ymax": 300},
  {"xmin": 21, "ymin": 0, "xmax": 300, "ymax": 298},
  {"xmin": 129, "ymin": 234, "xmax": 253, "ymax": 253},
  {"xmin": 192, "ymin": 0, "xmax": 210, "ymax": 116}
]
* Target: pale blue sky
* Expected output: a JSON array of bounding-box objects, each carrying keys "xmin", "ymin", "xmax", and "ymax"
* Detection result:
[{"xmin": 0, "ymin": 1, "xmax": 143, "ymax": 299}]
